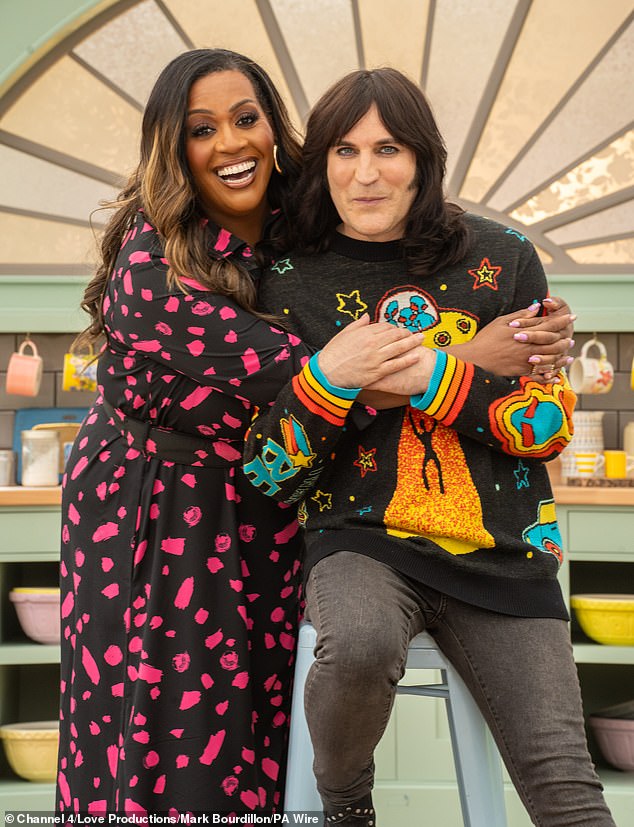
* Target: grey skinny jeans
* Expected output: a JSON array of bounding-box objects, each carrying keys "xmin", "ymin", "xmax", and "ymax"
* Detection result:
[{"xmin": 304, "ymin": 551, "xmax": 616, "ymax": 827}]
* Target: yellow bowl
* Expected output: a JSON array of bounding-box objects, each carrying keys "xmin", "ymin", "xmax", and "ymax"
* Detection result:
[
  {"xmin": 0, "ymin": 720, "xmax": 59, "ymax": 782},
  {"xmin": 570, "ymin": 594, "xmax": 634, "ymax": 646}
]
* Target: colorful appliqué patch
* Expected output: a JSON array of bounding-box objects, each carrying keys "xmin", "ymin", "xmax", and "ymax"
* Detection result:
[
  {"xmin": 375, "ymin": 286, "xmax": 478, "ymax": 347},
  {"xmin": 489, "ymin": 377, "xmax": 574, "ymax": 457},
  {"xmin": 336, "ymin": 290, "xmax": 368, "ymax": 320},
  {"xmin": 280, "ymin": 414, "xmax": 316, "ymax": 469},
  {"xmin": 522, "ymin": 499, "xmax": 563, "ymax": 564},
  {"xmin": 383, "ymin": 412, "xmax": 494, "ymax": 555},
  {"xmin": 243, "ymin": 438, "xmax": 299, "ymax": 496},
  {"xmin": 353, "ymin": 445, "xmax": 378, "ymax": 478},
  {"xmin": 468, "ymin": 257, "xmax": 502, "ymax": 291}
]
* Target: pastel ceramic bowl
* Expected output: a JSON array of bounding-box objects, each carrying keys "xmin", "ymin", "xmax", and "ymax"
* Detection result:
[
  {"xmin": 570, "ymin": 594, "xmax": 634, "ymax": 646},
  {"xmin": 9, "ymin": 588, "xmax": 60, "ymax": 644},
  {"xmin": 589, "ymin": 716, "xmax": 634, "ymax": 771},
  {"xmin": 0, "ymin": 720, "xmax": 59, "ymax": 781}
]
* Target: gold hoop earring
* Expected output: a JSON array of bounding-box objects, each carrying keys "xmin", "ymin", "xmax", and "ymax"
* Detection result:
[{"xmin": 273, "ymin": 144, "xmax": 283, "ymax": 175}]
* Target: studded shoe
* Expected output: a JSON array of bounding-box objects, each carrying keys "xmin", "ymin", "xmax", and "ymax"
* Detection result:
[{"xmin": 324, "ymin": 794, "xmax": 376, "ymax": 826}]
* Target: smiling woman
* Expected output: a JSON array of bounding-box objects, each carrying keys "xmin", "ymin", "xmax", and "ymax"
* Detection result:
[{"xmin": 185, "ymin": 71, "xmax": 275, "ymax": 247}]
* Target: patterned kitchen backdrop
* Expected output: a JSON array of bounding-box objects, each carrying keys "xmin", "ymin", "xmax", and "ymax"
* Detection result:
[{"xmin": 0, "ymin": 331, "xmax": 633, "ymax": 452}]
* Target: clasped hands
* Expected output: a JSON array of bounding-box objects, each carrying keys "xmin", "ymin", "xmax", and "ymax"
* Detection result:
[{"xmin": 317, "ymin": 296, "xmax": 575, "ymax": 401}]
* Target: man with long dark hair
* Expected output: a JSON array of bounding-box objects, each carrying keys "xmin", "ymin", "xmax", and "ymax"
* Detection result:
[{"xmin": 244, "ymin": 68, "xmax": 615, "ymax": 827}]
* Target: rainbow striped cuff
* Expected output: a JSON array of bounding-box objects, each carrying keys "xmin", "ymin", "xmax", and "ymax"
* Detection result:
[
  {"xmin": 292, "ymin": 354, "xmax": 360, "ymax": 426},
  {"xmin": 410, "ymin": 350, "xmax": 473, "ymax": 426}
]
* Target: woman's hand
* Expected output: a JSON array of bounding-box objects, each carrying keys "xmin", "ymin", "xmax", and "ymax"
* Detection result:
[
  {"xmin": 446, "ymin": 297, "xmax": 575, "ymax": 382},
  {"xmin": 317, "ymin": 315, "xmax": 423, "ymax": 388}
]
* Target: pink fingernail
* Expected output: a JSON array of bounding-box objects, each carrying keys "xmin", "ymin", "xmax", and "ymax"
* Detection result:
[
  {"xmin": 508, "ymin": 320, "xmax": 521, "ymax": 327},
  {"xmin": 528, "ymin": 356, "xmax": 540, "ymax": 364},
  {"xmin": 570, "ymin": 314, "xmax": 577, "ymax": 321},
  {"xmin": 527, "ymin": 301, "xmax": 540, "ymax": 310},
  {"xmin": 513, "ymin": 332, "xmax": 528, "ymax": 342},
  {"xmin": 566, "ymin": 356, "xmax": 574, "ymax": 365}
]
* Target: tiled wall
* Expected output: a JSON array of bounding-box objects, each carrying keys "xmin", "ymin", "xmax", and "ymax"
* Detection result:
[
  {"xmin": 1, "ymin": 330, "xmax": 633, "ymax": 451},
  {"xmin": 0, "ymin": 333, "xmax": 97, "ymax": 450},
  {"xmin": 572, "ymin": 332, "xmax": 634, "ymax": 450}
]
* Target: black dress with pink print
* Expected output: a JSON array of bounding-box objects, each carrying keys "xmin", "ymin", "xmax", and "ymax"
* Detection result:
[{"xmin": 57, "ymin": 211, "xmax": 309, "ymax": 814}]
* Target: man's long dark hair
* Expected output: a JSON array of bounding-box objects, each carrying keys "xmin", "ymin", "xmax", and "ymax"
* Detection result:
[{"xmin": 290, "ymin": 68, "xmax": 471, "ymax": 276}]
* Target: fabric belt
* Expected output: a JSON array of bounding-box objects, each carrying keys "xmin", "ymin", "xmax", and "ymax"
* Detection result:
[{"xmin": 101, "ymin": 399, "xmax": 241, "ymax": 469}]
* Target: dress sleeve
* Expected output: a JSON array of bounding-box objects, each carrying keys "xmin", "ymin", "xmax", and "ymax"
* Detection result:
[{"xmin": 106, "ymin": 245, "xmax": 313, "ymax": 406}]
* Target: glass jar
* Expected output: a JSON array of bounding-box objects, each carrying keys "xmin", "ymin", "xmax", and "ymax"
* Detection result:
[
  {"xmin": 0, "ymin": 450, "xmax": 14, "ymax": 486},
  {"xmin": 21, "ymin": 430, "xmax": 59, "ymax": 487}
]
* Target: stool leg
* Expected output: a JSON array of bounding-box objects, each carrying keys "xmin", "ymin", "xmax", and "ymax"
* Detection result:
[
  {"xmin": 443, "ymin": 662, "xmax": 507, "ymax": 827},
  {"xmin": 284, "ymin": 623, "xmax": 322, "ymax": 812}
]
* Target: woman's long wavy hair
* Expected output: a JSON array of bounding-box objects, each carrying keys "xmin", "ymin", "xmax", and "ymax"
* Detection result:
[
  {"xmin": 77, "ymin": 48, "xmax": 302, "ymax": 347},
  {"xmin": 290, "ymin": 68, "xmax": 470, "ymax": 275}
]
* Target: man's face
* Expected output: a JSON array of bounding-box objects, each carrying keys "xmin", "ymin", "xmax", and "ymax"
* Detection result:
[{"xmin": 326, "ymin": 104, "xmax": 418, "ymax": 243}]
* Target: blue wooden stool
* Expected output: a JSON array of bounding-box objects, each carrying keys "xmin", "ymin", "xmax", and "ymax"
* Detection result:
[{"xmin": 284, "ymin": 621, "xmax": 507, "ymax": 826}]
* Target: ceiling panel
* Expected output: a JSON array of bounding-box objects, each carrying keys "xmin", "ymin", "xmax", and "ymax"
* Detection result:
[
  {"xmin": 546, "ymin": 199, "xmax": 634, "ymax": 245},
  {"xmin": 426, "ymin": 0, "xmax": 518, "ymax": 183},
  {"xmin": 73, "ymin": 0, "xmax": 188, "ymax": 105},
  {"xmin": 270, "ymin": 0, "xmax": 359, "ymax": 106},
  {"xmin": 0, "ymin": 213, "xmax": 98, "ymax": 266},
  {"xmin": 567, "ymin": 238, "xmax": 634, "ymax": 264},
  {"xmin": 1, "ymin": 0, "xmax": 632, "ymax": 272},
  {"xmin": 0, "ymin": 55, "xmax": 141, "ymax": 176},
  {"xmin": 164, "ymin": 0, "xmax": 302, "ymax": 126},
  {"xmin": 489, "ymin": 16, "xmax": 634, "ymax": 211},
  {"xmin": 358, "ymin": 0, "xmax": 429, "ymax": 81},
  {"xmin": 461, "ymin": 0, "xmax": 633, "ymax": 204},
  {"xmin": 0, "ymin": 144, "xmax": 117, "ymax": 222},
  {"xmin": 510, "ymin": 129, "xmax": 634, "ymax": 226}
]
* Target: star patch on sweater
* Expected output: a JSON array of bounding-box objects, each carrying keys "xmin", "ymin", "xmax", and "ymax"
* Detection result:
[
  {"xmin": 336, "ymin": 289, "xmax": 368, "ymax": 319},
  {"xmin": 271, "ymin": 258, "xmax": 294, "ymax": 274},
  {"xmin": 514, "ymin": 459, "xmax": 530, "ymax": 489},
  {"xmin": 468, "ymin": 257, "xmax": 502, "ymax": 291},
  {"xmin": 311, "ymin": 490, "xmax": 333, "ymax": 511},
  {"xmin": 353, "ymin": 445, "xmax": 378, "ymax": 478}
]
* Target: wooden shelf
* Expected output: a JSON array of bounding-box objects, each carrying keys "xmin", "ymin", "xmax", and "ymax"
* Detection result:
[{"xmin": 0, "ymin": 487, "xmax": 62, "ymax": 507}]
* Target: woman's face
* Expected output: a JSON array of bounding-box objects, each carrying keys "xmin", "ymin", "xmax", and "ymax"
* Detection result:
[{"xmin": 185, "ymin": 70, "xmax": 275, "ymax": 243}]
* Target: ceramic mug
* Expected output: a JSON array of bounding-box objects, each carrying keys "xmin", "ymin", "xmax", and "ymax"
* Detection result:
[
  {"xmin": 62, "ymin": 348, "xmax": 97, "ymax": 393},
  {"xmin": 604, "ymin": 450, "xmax": 634, "ymax": 479},
  {"xmin": 569, "ymin": 338, "xmax": 614, "ymax": 395},
  {"xmin": 5, "ymin": 339, "xmax": 43, "ymax": 397},
  {"xmin": 573, "ymin": 451, "xmax": 605, "ymax": 477}
]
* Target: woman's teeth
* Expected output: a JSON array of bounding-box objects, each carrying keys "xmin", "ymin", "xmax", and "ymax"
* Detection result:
[{"xmin": 217, "ymin": 160, "xmax": 256, "ymax": 181}]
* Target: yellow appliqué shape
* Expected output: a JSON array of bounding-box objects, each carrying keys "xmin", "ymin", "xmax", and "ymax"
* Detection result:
[{"xmin": 336, "ymin": 290, "xmax": 368, "ymax": 320}]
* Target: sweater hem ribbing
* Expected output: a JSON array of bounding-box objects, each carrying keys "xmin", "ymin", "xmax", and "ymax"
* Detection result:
[{"xmin": 305, "ymin": 530, "xmax": 569, "ymax": 621}]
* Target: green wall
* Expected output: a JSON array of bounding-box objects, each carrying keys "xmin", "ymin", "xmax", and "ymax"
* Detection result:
[{"xmin": 0, "ymin": 0, "xmax": 105, "ymax": 90}]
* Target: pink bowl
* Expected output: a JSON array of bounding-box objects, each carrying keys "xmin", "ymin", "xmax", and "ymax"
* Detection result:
[
  {"xmin": 9, "ymin": 589, "xmax": 60, "ymax": 645},
  {"xmin": 589, "ymin": 716, "xmax": 634, "ymax": 771}
]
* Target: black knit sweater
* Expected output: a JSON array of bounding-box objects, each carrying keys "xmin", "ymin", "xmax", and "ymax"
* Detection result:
[{"xmin": 244, "ymin": 214, "xmax": 576, "ymax": 618}]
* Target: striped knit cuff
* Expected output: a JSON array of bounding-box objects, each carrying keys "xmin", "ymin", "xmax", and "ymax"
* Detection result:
[
  {"xmin": 292, "ymin": 353, "xmax": 360, "ymax": 426},
  {"xmin": 410, "ymin": 350, "xmax": 474, "ymax": 426}
]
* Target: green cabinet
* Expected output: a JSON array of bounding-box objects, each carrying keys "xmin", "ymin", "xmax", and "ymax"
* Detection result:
[
  {"xmin": 374, "ymin": 502, "xmax": 634, "ymax": 827},
  {"xmin": 0, "ymin": 505, "xmax": 60, "ymax": 813}
]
